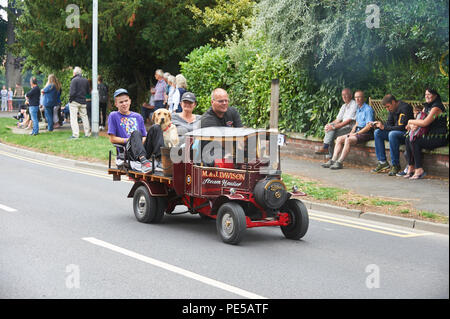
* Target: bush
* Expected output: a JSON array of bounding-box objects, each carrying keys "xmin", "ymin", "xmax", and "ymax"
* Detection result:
[
  {"xmin": 180, "ymin": 45, "xmax": 232, "ymax": 114},
  {"xmin": 181, "ymin": 32, "xmax": 342, "ymax": 137}
]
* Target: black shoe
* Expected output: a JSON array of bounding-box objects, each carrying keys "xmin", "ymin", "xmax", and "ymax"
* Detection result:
[
  {"xmin": 388, "ymin": 165, "xmax": 401, "ymax": 176},
  {"xmin": 321, "ymin": 159, "xmax": 334, "ymax": 168},
  {"xmin": 371, "ymin": 162, "xmax": 390, "ymax": 173},
  {"xmin": 330, "ymin": 161, "xmax": 343, "ymax": 170}
]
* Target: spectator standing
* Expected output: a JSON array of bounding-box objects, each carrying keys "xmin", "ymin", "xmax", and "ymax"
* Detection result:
[
  {"xmin": 86, "ymin": 79, "xmax": 92, "ymax": 126},
  {"xmin": 8, "ymin": 87, "xmax": 13, "ymax": 112},
  {"xmin": 154, "ymin": 69, "xmax": 167, "ymax": 111},
  {"xmin": 404, "ymin": 88, "xmax": 448, "ymax": 180},
  {"xmin": 41, "ymin": 74, "xmax": 61, "ymax": 132},
  {"xmin": 1, "ymin": 86, "xmax": 7, "ymax": 111},
  {"xmin": 54, "ymin": 78, "xmax": 63, "ymax": 127},
  {"xmin": 69, "ymin": 66, "xmax": 91, "ymax": 139},
  {"xmin": 171, "ymin": 74, "xmax": 187, "ymax": 114},
  {"xmin": 14, "ymin": 83, "xmax": 24, "ymax": 98},
  {"xmin": 163, "ymin": 72, "xmax": 171, "ymax": 108},
  {"xmin": 98, "ymin": 75, "xmax": 109, "ymax": 131},
  {"xmin": 25, "ymin": 77, "xmax": 41, "ymax": 136},
  {"xmin": 141, "ymin": 86, "xmax": 156, "ymax": 125},
  {"xmin": 371, "ymin": 94, "xmax": 414, "ymax": 176},
  {"xmin": 167, "ymin": 75, "xmax": 176, "ymax": 113}
]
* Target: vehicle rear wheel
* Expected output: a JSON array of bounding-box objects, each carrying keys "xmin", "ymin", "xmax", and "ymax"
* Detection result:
[
  {"xmin": 216, "ymin": 202, "xmax": 247, "ymax": 245},
  {"xmin": 133, "ymin": 186, "xmax": 165, "ymax": 223},
  {"xmin": 280, "ymin": 199, "xmax": 309, "ymax": 240}
]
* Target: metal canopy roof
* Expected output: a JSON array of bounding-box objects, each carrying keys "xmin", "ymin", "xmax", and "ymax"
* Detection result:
[{"xmin": 186, "ymin": 127, "xmax": 270, "ymax": 138}]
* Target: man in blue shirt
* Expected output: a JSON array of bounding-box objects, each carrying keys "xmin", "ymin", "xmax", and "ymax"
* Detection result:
[{"xmin": 322, "ymin": 90, "xmax": 375, "ymax": 169}]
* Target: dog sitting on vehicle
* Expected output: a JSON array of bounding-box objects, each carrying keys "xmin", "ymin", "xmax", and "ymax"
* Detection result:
[{"xmin": 152, "ymin": 108, "xmax": 179, "ymax": 147}]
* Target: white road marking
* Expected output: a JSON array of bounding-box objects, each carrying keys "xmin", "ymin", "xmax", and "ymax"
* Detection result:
[
  {"xmin": 82, "ymin": 237, "xmax": 267, "ymax": 299},
  {"xmin": 0, "ymin": 203, "xmax": 17, "ymax": 212},
  {"xmin": 310, "ymin": 212, "xmax": 433, "ymax": 238}
]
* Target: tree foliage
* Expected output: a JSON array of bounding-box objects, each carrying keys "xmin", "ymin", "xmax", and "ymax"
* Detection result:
[
  {"xmin": 255, "ymin": 0, "xmax": 449, "ymax": 90},
  {"xmin": 181, "ymin": 31, "xmax": 342, "ymax": 136},
  {"xmin": 188, "ymin": 0, "xmax": 257, "ymax": 45},
  {"xmin": 13, "ymin": 0, "xmax": 216, "ymax": 105}
]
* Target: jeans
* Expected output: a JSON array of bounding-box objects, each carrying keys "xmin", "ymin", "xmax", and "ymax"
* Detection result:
[
  {"xmin": 374, "ymin": 129, "xmax": 406, "ymax": 166},
  {"xmin": 29, "ymin": 106, "xmax": 40, "ymax": 135},
  {"xmin": 44, "ymin": 106, "xmax": 54, "ymax": 131}
]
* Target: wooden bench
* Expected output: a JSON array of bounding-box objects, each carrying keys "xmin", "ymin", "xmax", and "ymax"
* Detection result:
[{"xmin": 368, "ymin": 98, "xmax": 449, "ymax": 155}]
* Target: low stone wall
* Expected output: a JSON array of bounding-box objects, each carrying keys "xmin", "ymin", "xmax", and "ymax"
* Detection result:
[{"xmin": 282, "ymin": 133, "xmax": 449, "ymax": 177}]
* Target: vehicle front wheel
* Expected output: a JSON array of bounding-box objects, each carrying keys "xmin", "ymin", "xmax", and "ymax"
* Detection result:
[
  {"xmin": 133, "ymin": 186, "xmax": 165, "ymax": 223},
  {"xmin": 216, "ymin": 202, "xmax": 247, "ymax": 245},
  {"xmin": 280, "ymin": 199, "xmax": 309, "ymax": 240}
]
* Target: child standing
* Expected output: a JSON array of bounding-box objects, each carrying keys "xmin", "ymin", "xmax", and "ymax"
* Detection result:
[
  {"xmin": 1, "ymin": 86, "xmax": 7, "ymax": 111},
  {"xmin": 8, "ymin": 87, "xmax": 13, "ymax": 111}
]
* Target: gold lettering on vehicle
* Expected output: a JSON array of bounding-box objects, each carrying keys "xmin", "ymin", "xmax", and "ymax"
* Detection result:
[{"xmin": 202, "ymin": 170, "xmax": 245, "ymax": 181}]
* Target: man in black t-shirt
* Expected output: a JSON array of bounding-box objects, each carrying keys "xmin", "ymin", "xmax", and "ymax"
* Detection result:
[
  {"xmin": 371, "ymin": 94, "xmax": 414, "ymax": 176},
  {"xmin": 200, "ymin": 88, "xmax": 243, "ymax": 128}
]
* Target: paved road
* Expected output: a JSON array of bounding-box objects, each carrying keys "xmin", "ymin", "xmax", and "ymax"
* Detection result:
[{"xmin": 0, "ymin": 148, "xmax": 448, "ymax": 299}]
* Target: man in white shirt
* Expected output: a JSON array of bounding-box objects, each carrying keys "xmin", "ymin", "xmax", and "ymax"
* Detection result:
[{"xmin": 315, "ymin": 88, "xmax": 357, "ymax": 157}]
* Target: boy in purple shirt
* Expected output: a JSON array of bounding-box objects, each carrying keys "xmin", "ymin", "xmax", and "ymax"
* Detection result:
[{"xmin": 108, "ymin": 88, "xmax": 164, "ymax": 173}]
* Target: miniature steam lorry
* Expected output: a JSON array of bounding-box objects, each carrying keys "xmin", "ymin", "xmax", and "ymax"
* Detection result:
[{"xmin": 108, "ymin": 127, "xmax": 309, "ymax": 245}]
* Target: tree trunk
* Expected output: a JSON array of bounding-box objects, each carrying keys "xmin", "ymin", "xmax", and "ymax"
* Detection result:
[
  {"xmin": 134, "ymin": 70, "xmax": 148, "ymax": 108},
  {"xmin": 5, "ymin": 1, "xmax": 22, "ymax": 89}
]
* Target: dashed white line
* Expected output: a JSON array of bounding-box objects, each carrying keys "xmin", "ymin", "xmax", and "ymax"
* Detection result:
[
  {"xmin": 82, "ymin": 237, "xmax": 267, "ymax": 299},
  {"xmin": 0, "ymin": 203, "xmax": 17, "ymax": 212}
]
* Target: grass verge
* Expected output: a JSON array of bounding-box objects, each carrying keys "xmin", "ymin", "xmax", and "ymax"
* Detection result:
[
  {"xmin": 0, "ymin": 118, "xmax": 114, "ymax": 163},
  {"xmin": 282, "ymin": 173, "xmax": 448, "ymax": 224}
]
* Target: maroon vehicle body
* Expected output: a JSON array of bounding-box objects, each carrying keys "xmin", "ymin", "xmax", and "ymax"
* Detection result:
[{"xmin": 108, "ymin": 127, "xmax": 309, "ymax": 244}]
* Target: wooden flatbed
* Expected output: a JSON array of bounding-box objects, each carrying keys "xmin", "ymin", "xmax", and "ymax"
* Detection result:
[{"xmin": 107, "ymin": 168, "xmax": 173, "ymax": 185}]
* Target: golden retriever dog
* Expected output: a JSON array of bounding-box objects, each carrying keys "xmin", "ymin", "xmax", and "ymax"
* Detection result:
[{"xmin": 152, "ymin": 109, "xmax": 179, "ymax": 147}]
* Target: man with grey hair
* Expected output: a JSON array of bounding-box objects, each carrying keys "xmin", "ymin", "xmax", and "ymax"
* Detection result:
[
  {"xmin": 154, "ymin": 69, "xmax": 167, "ymax": 111},
  {"xmin": 69, "ymin": 66, "xmax": 91, "ymax": 139},
  {"xmin": 315, "ymin": 88, "xmax": 357, "ymax": 157}
]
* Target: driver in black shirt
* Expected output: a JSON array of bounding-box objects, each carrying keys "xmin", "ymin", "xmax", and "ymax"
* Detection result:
[
  {"xmin": 199, "ymin": 88, "xmax": 243, "ymax": 166},
  {"xmin": 200, "ymin": 88, "xmax": 243, "ymax": 128}
]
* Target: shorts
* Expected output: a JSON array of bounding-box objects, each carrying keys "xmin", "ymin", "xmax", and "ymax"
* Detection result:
[{"xmin": 355, "ymin": 132, "xmax": 373, "ymax": 144}]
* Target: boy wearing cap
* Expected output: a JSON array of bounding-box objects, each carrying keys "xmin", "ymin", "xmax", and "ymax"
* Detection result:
[{"xmin": 108, "ymin": 88, "xmax": 164, "ymax": 173}]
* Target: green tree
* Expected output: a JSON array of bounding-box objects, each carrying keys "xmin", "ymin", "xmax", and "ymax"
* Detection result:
[
  {"xmin": 255, "ymin": 0, "xmax": 449, "ymax": 91},
  {"xmin": 188, "ymin": 0, "xmax": 257, "ymax": 45},
  {"xmin": 13, "ymin": 0, "xmax": 216, "ymax": 106}
]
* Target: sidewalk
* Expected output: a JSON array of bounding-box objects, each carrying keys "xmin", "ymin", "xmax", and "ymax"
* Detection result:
[{"xmin": 281, "ymin": 155, "xmax": 449, "ymax": 216}]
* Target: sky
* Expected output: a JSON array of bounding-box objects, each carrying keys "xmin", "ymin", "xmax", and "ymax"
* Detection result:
[{"xmin": 0, "ymin": 0, "xmax": 7, "ymax": 21}]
